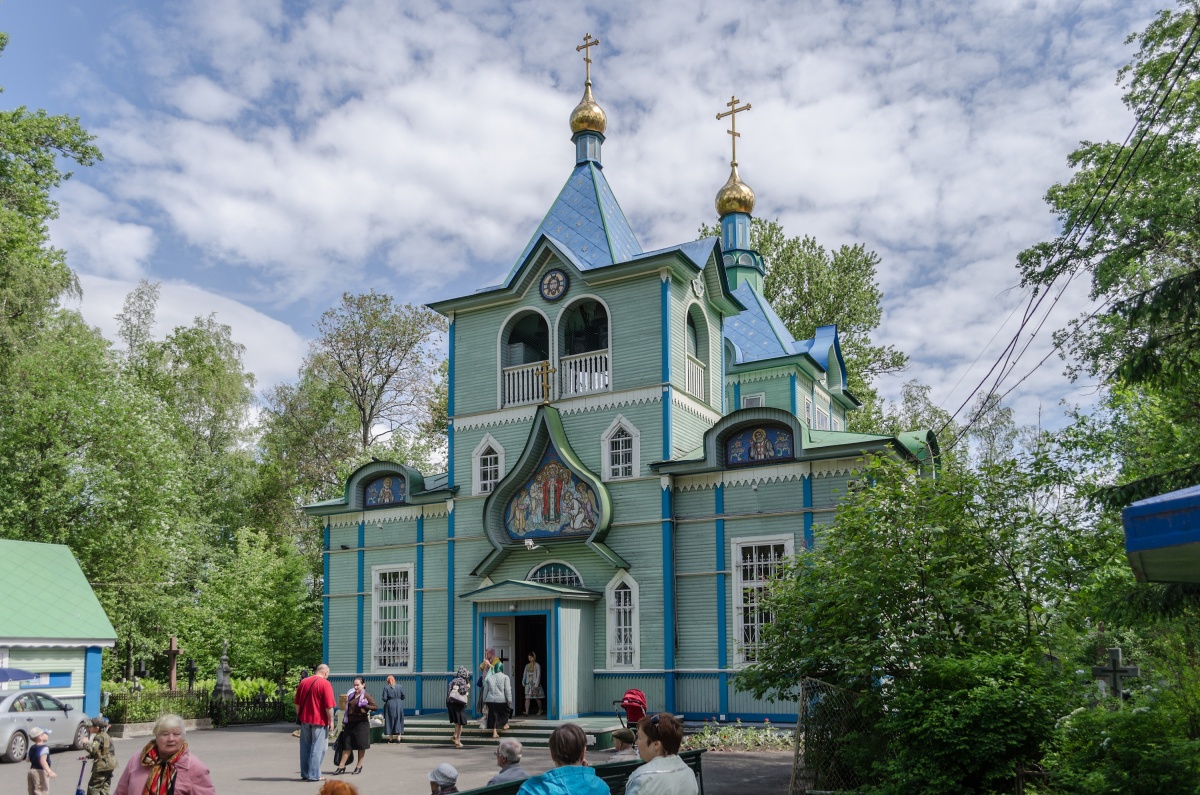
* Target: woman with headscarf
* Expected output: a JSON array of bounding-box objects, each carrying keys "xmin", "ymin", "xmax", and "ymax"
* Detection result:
[
  {"xmin": 381, "ymin": 675, "xmax": 405, "ymax": 743},
  {"xmin": 481, "ymin": 659, "xmax": 514, "ymax": 739},
  {"xmin": 447, "ymin": 666, "xmax": 471, "ymax": 748},
  {"xmin": 114, "ymin": 714, "xmax": 215, "ymax": 795}
]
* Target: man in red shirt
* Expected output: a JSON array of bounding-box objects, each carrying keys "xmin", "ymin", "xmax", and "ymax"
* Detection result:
[{"xmin": 295, "ymin": 664, "xmax": 336, "ymax": 781}]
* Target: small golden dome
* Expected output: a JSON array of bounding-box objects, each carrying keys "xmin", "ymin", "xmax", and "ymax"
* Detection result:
[
  {"xmin": 715, "ymin": 164, "xmax": 755, "ymax": 216},
  {"xmin": 570, "ymin": 81, "xmax": 607, "ymax": 135}
]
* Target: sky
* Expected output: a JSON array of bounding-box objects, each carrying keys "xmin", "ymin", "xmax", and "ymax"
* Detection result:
[{"xmin": 0, "ymin": 0, "xmax": 1168, "ymax": 430}]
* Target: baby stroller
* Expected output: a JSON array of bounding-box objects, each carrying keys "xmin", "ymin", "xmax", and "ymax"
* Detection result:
[{"xmin": 614, "ymin": 688, "xmax": 648, "ymax": 734}]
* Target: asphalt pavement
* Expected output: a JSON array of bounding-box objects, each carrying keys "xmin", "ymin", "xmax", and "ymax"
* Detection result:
[{"xmin": 0, "ymin": 723, "xmax": 792, "ymax": 794}]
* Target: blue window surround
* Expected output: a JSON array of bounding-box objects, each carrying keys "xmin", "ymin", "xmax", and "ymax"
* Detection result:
[{"xmin": 21, "ymin": 672, "xmax": 71, "ymax": 689}]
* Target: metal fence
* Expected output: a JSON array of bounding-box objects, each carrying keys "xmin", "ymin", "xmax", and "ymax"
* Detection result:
[
  {"xmin": 103, "ymin": 691, "xmax": 294, "ymax": 726},
  {"xmin": 788, "ymin": 678, "xmax": 876, "ymax": 794}
]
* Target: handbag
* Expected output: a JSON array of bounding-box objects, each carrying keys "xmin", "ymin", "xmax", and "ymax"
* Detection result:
[{"xmin": 449, "ymin": 687, "xmax": 469, "ymax": 704}]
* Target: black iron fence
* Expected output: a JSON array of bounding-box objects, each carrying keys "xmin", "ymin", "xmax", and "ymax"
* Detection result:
[{"xmin": 103, "ymin": 691, "xmax": 295, "ymax": 726}]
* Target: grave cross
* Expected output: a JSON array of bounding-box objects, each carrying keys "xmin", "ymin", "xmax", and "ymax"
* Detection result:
[
  {"xmin": 185, "ymin": 658, "xmax": 198, "ymax": 694},
  {"xmin": 166, "ymin": 636, "xmax": 181, "ymax": 692},
  {"xmin": 1092, "ymin": 647, "xmax": 1140, "ymax": 698},
  {"xmin": 534, "ymin": 360, "xmax": 557, "ymax": 405},
  {"xmin": 716, "ymin": 95, "xmax": 752, "ymax": 166}
]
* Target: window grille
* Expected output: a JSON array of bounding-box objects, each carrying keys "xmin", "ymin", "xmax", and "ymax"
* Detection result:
[
  {"xmin": 529, "ymin": 563, "xmax": 583, "ymax": 588},
  {"xmin": 735, "ymin": 541, "xmax": 789, "ymax": 663},
  {"xmin": 609, "ymin": 427, "xmax": 634, "ymax": 479},
  {"xmin": 373, "ymin": 568, "xmax": 411, "ymax": 670},
  {"xmin": 611, "ymin": 582, "xmax": 635, "ymax": 666},
  {"xmin": 479, "ymin": 447, "xmax": 500, "ymax": 493}
]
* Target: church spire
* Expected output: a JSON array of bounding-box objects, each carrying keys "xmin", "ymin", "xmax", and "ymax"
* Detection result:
[
  {"xmin": 714, "ymin": 95, "xmax": 763, "ymax": 291},
  {"xmin": 569, "ymin": 33, "xmax": 607, "ymax": 165}
]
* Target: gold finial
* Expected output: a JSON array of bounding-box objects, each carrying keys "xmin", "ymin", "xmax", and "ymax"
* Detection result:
[
  {"xmin": 535, "ymin": 360, "xmax": 557, "ymax": 405},
  {"xmin": 569, "ymin": 33, "xmax": 607, "ymax": 134},
  {"xmin": 716, "ymin": 95, "xmax": 752, "ymax": 166},
  {"xmin": 577, "ymin": 33, "xmax": 600, "ymax": 84}
]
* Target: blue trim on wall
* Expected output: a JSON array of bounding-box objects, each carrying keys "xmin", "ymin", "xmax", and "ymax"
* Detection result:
[
  {"xmin": 553, "ymin": 601, "xmax": 561, "ymax": 721},
  {"xmin": 803, "ymin": 476, "xmax": 814, "ymax": 549},
  {"xmin": 415, "ymin": 514, "xmax": 424, "ymax": 710},
  {"xmin": 448, "ymin": 319, "xmax": 455, "ymax": 418},
  {"xmin": 471, "ymin": 601, "xmax": 479, "ymax": 718},
  {"xmin": 448, "ymin": 505, "xmax": 456, "ymax": 670},
  {"xmin": 661, "ymin": 484, "xmax": 676, "ymax": 713},
  {"xmin": 789, "ymin": 373, "xmax": 797, "ymax": 416},
  {"xmin": 323, "ymin": 522, "xmax": 331, "ymax": 663},
  {"xmin": 732, "ymin": 381, "xmax": 740, "ymax": 410},
  {"xmin": 662, "ymin": 386, "xmax": 673, "ymax": 459},
  {"xmin": 715, "ymin": 484, "xmax": 729, "ymax": 716},
  {"xmin": 357, "ymin": 521, "xmax": 365, "ymax": 674},
  {"xmin": 84, "ymin": 648, "xmax": 102, "ymax": 716}
]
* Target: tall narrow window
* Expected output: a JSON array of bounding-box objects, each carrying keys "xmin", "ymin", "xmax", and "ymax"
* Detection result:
[
  {"xmin": 609, "ymin": 427, "xmax": 633, "ymax": 479},
  {"xmin": 606, "ymin": 572, "xmax": 640, "ymax": 668},
  {"xmin": 373, "ymin": 566, "xmax": 412, "ymax": 671},
  {"xmin": 479, "ymin": 446, "xmax": 500, "ymax": 493},
  {"xmin": 733, "ymin": 537, "xmax": 793, "ymax": 664},
  {"xmin": 804, "ymin": 397, "xmax": 813, "ymax": 426}
]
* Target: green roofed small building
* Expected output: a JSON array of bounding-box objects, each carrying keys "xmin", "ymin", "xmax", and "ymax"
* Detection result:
[
  {"xmin": 305, "ymin": 56, "xmax": 937, "ymax": 721},
  {"xmin": 0, "ymin": 539, "xmax": 117, "ymax": 716}
]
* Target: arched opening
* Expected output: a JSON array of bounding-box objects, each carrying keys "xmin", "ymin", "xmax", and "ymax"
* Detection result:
[
  {"xmin": 558, "ymin": 298, "xmax": 610, "ymax": 397},
  {"xmin": 685, "ymin": 305, "xmax": 709, "ymax": 402},
  {"xmin": 527, "ymin": 561, "xmax": 584, "ymax": 588},
  {"xmin": 501, "ymin": 311, "xmax": 550, "ymax": 405}
]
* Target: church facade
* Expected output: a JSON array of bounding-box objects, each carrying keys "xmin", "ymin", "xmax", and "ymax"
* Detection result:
[{"xmin": 305, "ymin": 53, "xmax": 936, "ymax": 721}]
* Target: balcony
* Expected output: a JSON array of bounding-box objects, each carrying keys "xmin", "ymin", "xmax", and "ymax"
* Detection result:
[
  {"xmin": 560, "ymin": 349, "xmax": 610, "ymax": 398},
  {"xmin": 502, "ymin": 360, "xmax": 549, "ymax": 406},
  {"xmin": 686, "ymin": 354, "xmax": 707, "ymax": 402}
]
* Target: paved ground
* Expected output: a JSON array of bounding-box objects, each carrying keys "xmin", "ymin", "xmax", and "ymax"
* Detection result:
[{"xmin": 1, "ymin": 724, "xmax": 792, "ymax": 794}]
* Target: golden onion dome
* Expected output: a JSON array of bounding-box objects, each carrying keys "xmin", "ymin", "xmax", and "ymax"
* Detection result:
[
  {"xmin": 715, "ymin": 164, "xmax": 755, "ymax": 216},
  {"xmin": 569, "ymin": 81, "xmax": 607, "ymax": 134}
]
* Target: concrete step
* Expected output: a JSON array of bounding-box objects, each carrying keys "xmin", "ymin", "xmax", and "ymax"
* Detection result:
[{"xmin": 387, "ymin": 716, "xmax": 623, "ymax": 749}]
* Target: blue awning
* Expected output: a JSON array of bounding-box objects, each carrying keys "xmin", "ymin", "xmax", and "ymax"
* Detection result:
[{"xmin": 1122, "ymin": 484, "xmax": 1200, "ymax": 583}]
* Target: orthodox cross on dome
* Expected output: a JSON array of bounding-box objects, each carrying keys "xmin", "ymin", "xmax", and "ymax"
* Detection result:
[
  {"xmin": 535, "ymin": 360, "xmax": 557, "ymax": 405},
  {"xmin": 1091, "ymin": 647, "xmax": 1140, "ymax": 698},
  {"xmin": 716, "ymin": 95, "xmax": 752, "ymax": 166},
  {"xmin": 577, "ymin": 33, "xmax": 600, "ymax": 83}
]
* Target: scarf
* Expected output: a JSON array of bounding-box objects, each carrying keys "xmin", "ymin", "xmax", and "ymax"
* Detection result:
[{"xmin": 140, "ymin": 739, "xmax": 187, "ymax": 795}]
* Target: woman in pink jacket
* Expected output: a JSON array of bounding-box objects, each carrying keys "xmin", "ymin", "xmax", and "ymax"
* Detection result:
[{"xmin": 115, "ymin": 713, "xmax": 216, "ymax": 795}]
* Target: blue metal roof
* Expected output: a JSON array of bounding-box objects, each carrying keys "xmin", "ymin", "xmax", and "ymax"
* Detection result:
[
  {"xmin": 1122, "ymin": 485, "xmax": 1200, "ymax": 583},
  {"xmin": 724, "ymin": 283, "xmax": 800, "ymax": 364},
  {"xmin": 630, "ymin": 237, "xmax": 717, "ymax": 270},
  {"xmin": 505, "ymin": 162, "xmax": 641, "ymax": 284}
]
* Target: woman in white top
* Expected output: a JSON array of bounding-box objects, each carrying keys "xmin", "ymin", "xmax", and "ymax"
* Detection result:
[
  {"xmin": 625, "ymin": 712, "xmax": 698, "ymax": 795},
  {"xmin": 522, "ymin": 652, "xmax": 544, "ymax": 716}
]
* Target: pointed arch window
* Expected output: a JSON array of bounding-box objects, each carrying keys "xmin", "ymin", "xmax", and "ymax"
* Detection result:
[
  {"xmin": 606, "ymin": 572, "xmax": 640, "ymax": 668},
  {"xmin": 472, "ymin": 434, "xmax": 506, "ymax": 496},
  {"xmin": 601, "ymin": 416, "xmax": 641, "ymax": 482}
]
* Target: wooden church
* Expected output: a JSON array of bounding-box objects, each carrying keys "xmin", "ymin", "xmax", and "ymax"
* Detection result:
[{"xmin": 305, "ymin": 41, "xmax": 937, "ymax": 721}]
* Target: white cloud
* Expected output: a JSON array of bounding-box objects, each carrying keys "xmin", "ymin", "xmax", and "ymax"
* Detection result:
[{"xmin": 49, "ymin": 182, "xmax": 157, "ymax": 280}]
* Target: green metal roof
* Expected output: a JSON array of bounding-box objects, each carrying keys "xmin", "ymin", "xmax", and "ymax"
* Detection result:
[{"xmin": 0, "ymin": 539, "xmax": 117, "ymax": 644}]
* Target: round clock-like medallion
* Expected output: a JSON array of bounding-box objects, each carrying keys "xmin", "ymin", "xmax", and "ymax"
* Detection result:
[{"xmin": 540, "ymin": 268, "xmax": 569, "ymax": 301}]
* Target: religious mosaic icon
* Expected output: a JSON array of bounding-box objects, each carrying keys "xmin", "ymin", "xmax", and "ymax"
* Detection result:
[
  {"xmin": 725, "ymin": 425, "xmax": 794, "ymax": 467},
  {"xmin": 539, "ymin": 268, "xmax": 569, "ymax": 301},
  {"xmin": 505, "ymin": 447, "xmax": 597, "ymax": 540},
  {"xmin": 365, "ymin": 475, "xmax": 406, "ymax": 507}
]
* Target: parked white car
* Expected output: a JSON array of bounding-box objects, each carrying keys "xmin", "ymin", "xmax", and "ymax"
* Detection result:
[{"xmin": 0, "ymin": 691, "xmax": 90, "ymax": 762}]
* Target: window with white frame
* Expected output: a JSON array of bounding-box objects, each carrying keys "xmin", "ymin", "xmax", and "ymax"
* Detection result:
[
  {"xmin": 372, "ymin": 566, "xmax": 413, "ymax": 671},
  {"xmin": 733, "ymin": 536, "xmax": 793, "ymax": 664},
  {"xmin": 741, "ymin": 393, "xmax": 765, "ymax": 409},
  {"xmin": 601, "ymin": 416, "xmax": 640, "ymax": 482},
  {"xmin": 472, "ymin": 434, "xmax": 505, "ymax": 496},
  {"xmin": 804, "ymin": 397, "xmax": 813, "ymax": 426},
  {"xmin": 606, "ymin": 572, "xmax": 640, "ymax": 668},
  {"xmin": 832, "ymin": 414, "xmax": 842, "ymax": 431},
  {"xmin": 816, "ymin": 406, "xmax": 830, "ymax": 430}
]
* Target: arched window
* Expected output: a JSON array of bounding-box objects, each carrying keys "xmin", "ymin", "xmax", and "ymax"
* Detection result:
[
  {"xmin": 606, "ymin": 571, "xmax": 640, "ymax": 668},
  {"xmin": 501, "ymin": 311, "xmax": 551, "ymax": 406},
  {"xmin": 558, "ymin": 298, "xmax": 610, "ymax": 398},
  {"xmin": 601, "ymin": 415, "xmax": 641, "ymax": 482},
  {"xmin": 527, "ymin": 562, "xmax": 583, "ymax": 588},
  {"xmin": 685, "ymin": 305, "xmax": 709, "ymax": 402}
]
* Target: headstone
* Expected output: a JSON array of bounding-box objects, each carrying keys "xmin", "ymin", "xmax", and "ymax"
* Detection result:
[
  {"xmin": 212, "ymin": 640, "xmax": 235, "ymax": 702},
  {"xmin": 1092, "ymin": 647, "xmax": 1140, "ymax": 698}
]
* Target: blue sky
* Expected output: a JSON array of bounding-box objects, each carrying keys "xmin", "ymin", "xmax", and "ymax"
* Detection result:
[{"xmin": 0, "ymin": 0, "xmax": 1166, "ymax": 427}]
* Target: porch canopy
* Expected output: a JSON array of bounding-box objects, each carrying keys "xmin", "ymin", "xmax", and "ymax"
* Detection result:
[{"xmin": 1122, "ymin": 484, "xmax": 1200, "ymax": 583}]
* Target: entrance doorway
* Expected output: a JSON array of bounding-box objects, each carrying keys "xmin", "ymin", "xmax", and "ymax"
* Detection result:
[{"xmin": 514, "ymin": 614, "xmax": 547, "ymax": 716}]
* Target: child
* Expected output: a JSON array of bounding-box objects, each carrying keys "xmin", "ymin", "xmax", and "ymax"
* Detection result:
[
  {"xmin": 81, "ymin": 716, "xmax": 117, "ymax": 795},
  {"xmin": 27, "ymin": 726, "xmax": 56, "ymax": 795}
]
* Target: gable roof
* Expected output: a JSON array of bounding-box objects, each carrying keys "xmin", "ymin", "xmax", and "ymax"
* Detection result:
[
  {"xmin": 0, "ymin": 539, "xmax": 117, "ymax": 645},
  {"xmin": 503, "ymin": 162, "xmax": 642, "ymax": 285}
]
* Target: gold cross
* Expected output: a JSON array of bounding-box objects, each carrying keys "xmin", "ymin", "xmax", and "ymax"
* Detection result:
[
  {"xmin": 716, "ymin": 95, "xmax": 752, "ymax": 166},
  {"xmin": 577, "ymin": 33, "xmax": 600, "ymax": 83},
  {"xmin": 534, "ymin": 360, "xmax": 557, "ymax": 405}
]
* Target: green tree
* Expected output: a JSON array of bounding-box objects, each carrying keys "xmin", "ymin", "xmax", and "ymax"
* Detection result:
[
  {"xmin": 0, "ymin": 33, "xmax": 101, "ymax": 368},
  {"xmin": 701, "ymin": 218, "xmax": 908, "ymax": 429}
]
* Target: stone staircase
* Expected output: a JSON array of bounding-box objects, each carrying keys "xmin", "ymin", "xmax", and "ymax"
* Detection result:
[{"xmin": 393, "ymin": 715, "xmax": 623, "ymax": 749}]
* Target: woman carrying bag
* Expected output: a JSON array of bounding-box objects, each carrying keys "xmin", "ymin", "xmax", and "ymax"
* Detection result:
[
  {"xmin": 334, "ymin": 678, "xmax": 377, "ymax": 775},
  {"xmin": 446, "ymin": 667, "xmax": 471, "ymax": 748}
]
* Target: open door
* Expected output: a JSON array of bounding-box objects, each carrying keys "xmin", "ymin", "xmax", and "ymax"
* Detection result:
[{"xmin": 484, "ymin": 616, "xmax": 516, "ymax": 711}]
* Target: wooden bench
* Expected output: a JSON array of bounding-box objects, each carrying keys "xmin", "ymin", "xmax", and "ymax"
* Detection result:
[{"xmin": 458, "ymin": 748, "xmax": 706, "ymax": 795}]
